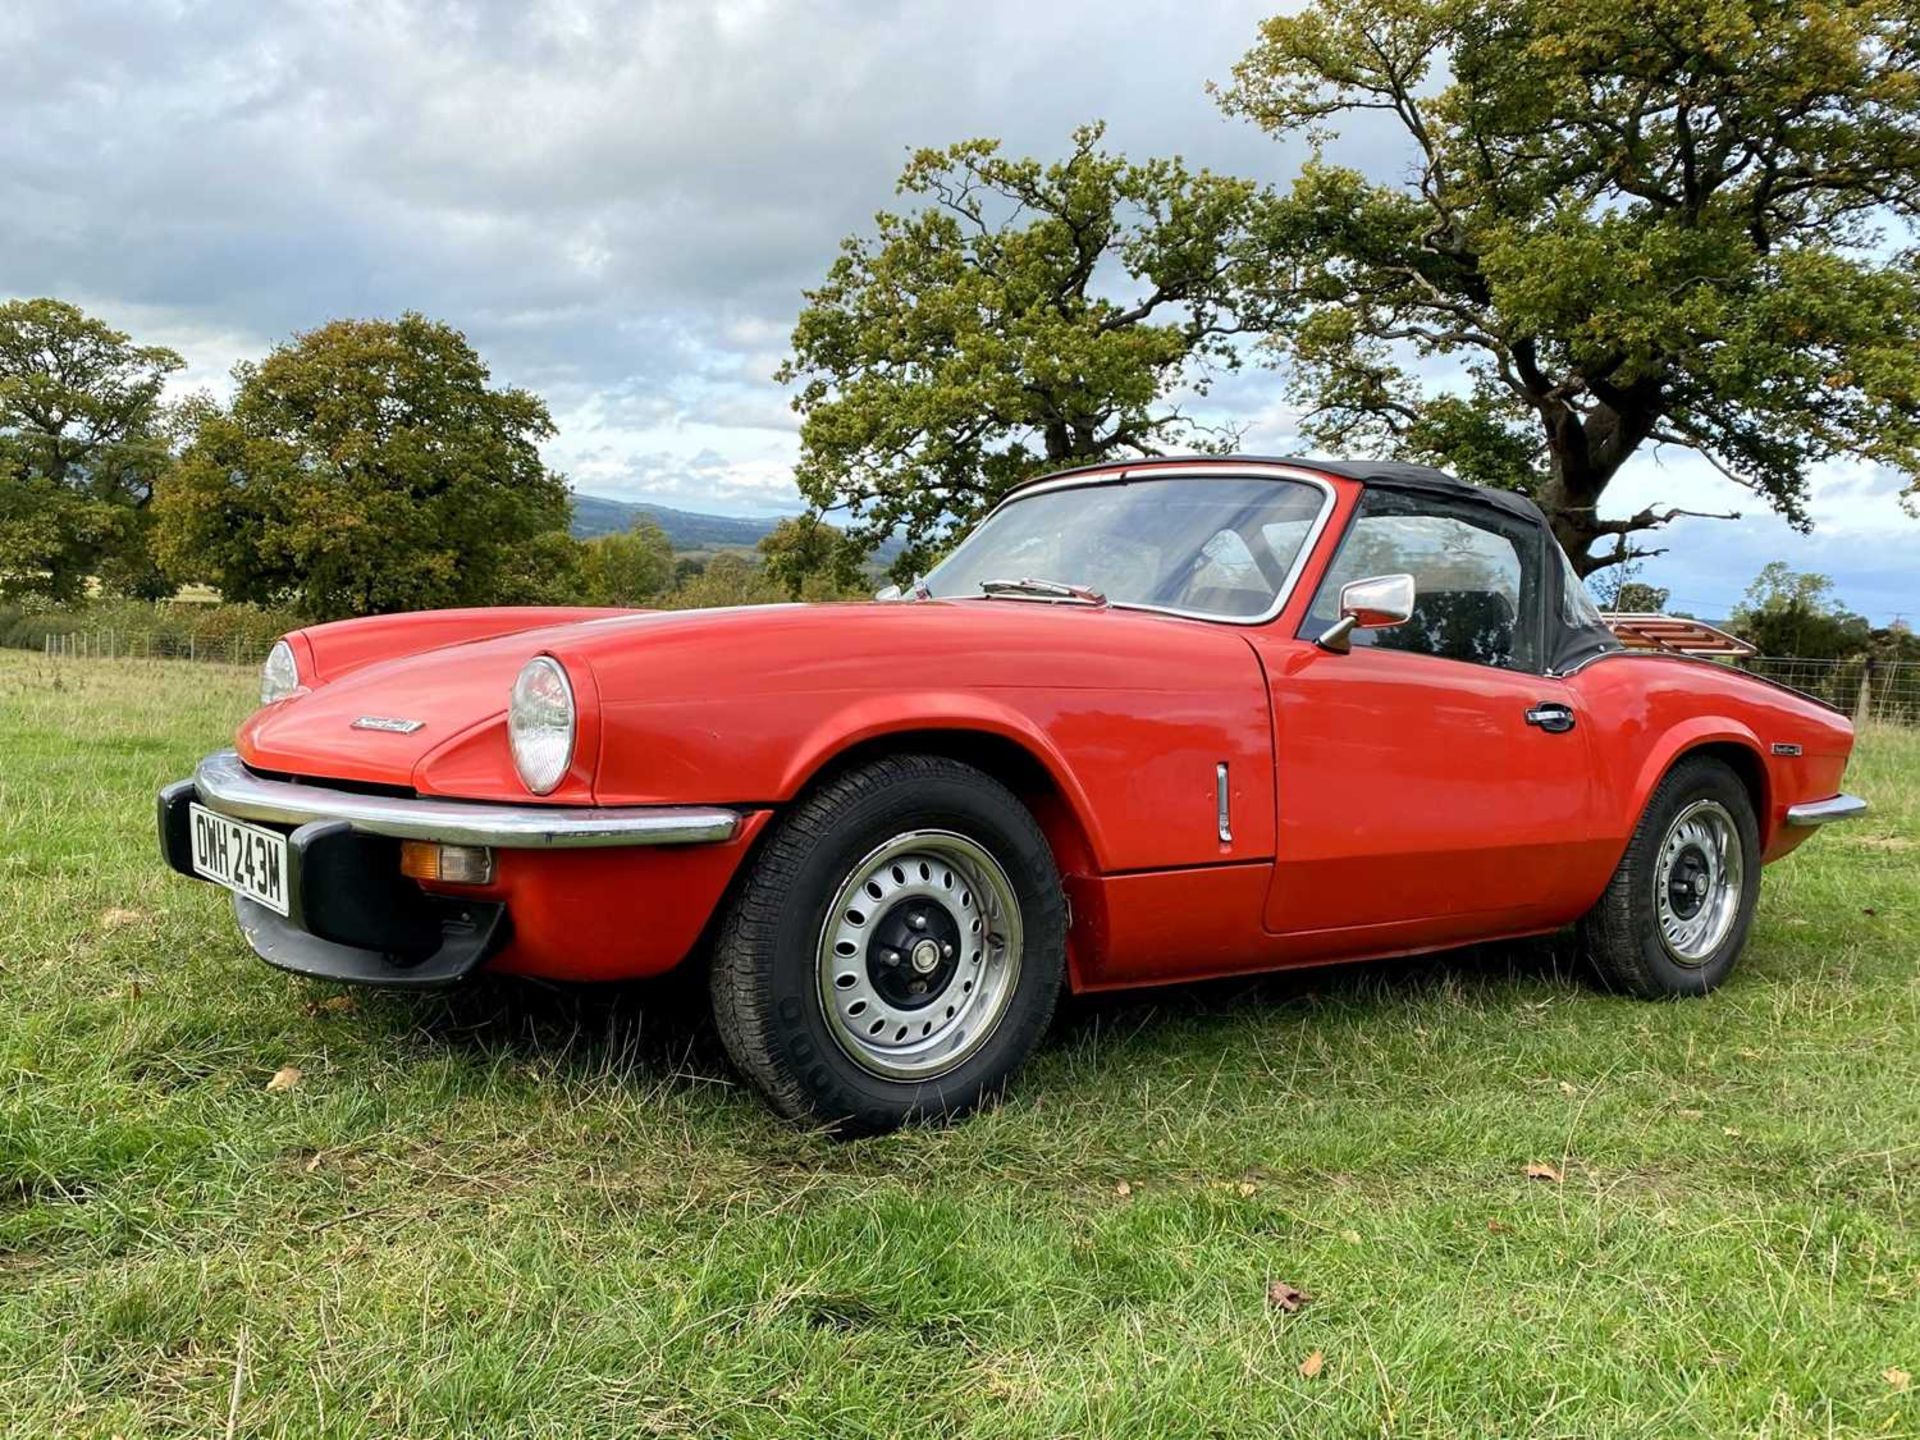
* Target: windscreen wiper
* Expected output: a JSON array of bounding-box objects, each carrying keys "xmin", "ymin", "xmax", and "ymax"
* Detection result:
[{"xmin": 978, "ymin": 577, "xmax": 1108, "ymax": 606}]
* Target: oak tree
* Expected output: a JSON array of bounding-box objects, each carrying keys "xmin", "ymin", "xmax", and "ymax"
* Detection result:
[
  {"xmin": 1220, "ymin": 0, "xmax": 1920, "ymax": 575},
  {"xmin": 157, "ymin": 314, "xmax": 573, "ymax": 619},
  {"xmin": 780, "ymin": 125, "xmax": 1265, "ymax": 577},
  {"xmin": 0, "ymin": 298, "xmax": 184, "ymax": 601}
]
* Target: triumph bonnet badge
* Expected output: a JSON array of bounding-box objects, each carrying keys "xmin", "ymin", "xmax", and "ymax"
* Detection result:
[{"xmin": 352, "ymin": 716, "xmax": 425, "ymax": 734}]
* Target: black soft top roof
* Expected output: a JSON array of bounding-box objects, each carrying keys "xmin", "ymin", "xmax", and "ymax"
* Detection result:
[
  {"xmin": 1016, "ymin": 453, "xmax": 1618, "ymax": 673},
  {"xmin": 1018, "ymin": 453, "xmax": 1547, "ymax": 525}
]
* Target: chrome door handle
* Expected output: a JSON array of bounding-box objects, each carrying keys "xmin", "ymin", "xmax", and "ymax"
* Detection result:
[{"xmin": 1525, "ymin": 702, "xmax": 1576, "ymax": 734}]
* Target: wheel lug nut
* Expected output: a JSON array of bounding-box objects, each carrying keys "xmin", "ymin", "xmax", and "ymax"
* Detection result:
[
  {"xmin": 942, "ymin": 944, "xmax": 953, "ymax": 959},
  {"xmin": 881, "ymin": 949, "xmax": 900, "ymax": 966},
  {"xmin": 910, "ymin": 914, "xmax": 927, "ymax": 931}
]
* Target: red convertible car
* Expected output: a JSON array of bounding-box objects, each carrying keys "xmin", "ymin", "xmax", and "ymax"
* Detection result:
[{"xmin": 160, "ymin": 458, "xmax": 1866, "ymax": 1131}]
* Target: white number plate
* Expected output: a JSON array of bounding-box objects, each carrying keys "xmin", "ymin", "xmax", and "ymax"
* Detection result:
[{"xmin": 188, "ymin": 803, "xmax": 291, "ymax": 916}]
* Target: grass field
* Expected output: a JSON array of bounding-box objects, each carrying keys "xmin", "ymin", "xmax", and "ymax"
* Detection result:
[{"xmin": 0, "ymin": 650, "xmax": 1914, "ymax": 1438}]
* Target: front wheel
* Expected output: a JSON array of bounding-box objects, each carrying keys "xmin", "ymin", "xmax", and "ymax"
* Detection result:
[
  {"xmin": 1577, "ymin": 755, "xmax": 1761, "ymax": 998},
  {"xmin": 710, "ymin": 754, "xmax": 1066, "ymax": 1133}
]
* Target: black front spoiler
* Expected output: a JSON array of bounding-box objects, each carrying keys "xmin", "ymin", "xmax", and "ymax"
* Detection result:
[
  {"xmin": 159, "ymin": 778, "xmax": 509, "ymax": 988},
  {"xmin": 231, "ymin": 892, "xmax": 508, "ymax": 989}
]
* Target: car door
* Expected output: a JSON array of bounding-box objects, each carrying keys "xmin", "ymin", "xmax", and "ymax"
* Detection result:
[{"xmin": 1253, "ymin": 487, "xmax": 1600, "ymax": 947}]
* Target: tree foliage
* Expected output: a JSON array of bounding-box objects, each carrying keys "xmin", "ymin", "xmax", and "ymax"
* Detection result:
[
  {"xmin": 1608, "ymin": 580, "xmax": 1672, "ymax": 613},
  {"xmin": 580, "ymin": 520, "xmax": 675, "ymax": 606},
  {"xmin": 758, "ymin": 514, "xmax": 870, "ymax": 600},
  {"xmin": 1219, "ymin": 0, "xmax": 1920, "ymax": 573},
  {"xmin": 657, "ymin": 551, "xmax": 785, "ymax": 610},
  {"xmin": 156, "ymin": 314, "xmax": 573, "ymax": 619},
  {"xmin": 1728, "ymin": 560, "xmax": 1872, "ymax": 656},
  {"xmin": 780, "ymin": 125, "xmax": 1265, "ymax": 577},
  {"xmin": 0, "ymin": 298, "xmax": 184, "ymax": 601}
]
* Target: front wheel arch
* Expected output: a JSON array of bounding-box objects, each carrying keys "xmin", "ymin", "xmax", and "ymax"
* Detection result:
[{"xmin": 786, "ymin": 724, "xmax": 1102, "ymax": 880}]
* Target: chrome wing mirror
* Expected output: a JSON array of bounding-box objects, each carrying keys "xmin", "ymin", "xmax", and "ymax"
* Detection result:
[{"xmin": 1316, "ymin": 573, "xmax": 1416, "ymax": 654}]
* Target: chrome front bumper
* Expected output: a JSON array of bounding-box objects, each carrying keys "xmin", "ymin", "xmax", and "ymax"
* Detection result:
[
  {"xmin": 189, "ymin": 749, "xmax": 740, "ymax": 849},
  {"xmin": 1784, "ymin": 793, "xmax": 1869, "ymax": 828}
]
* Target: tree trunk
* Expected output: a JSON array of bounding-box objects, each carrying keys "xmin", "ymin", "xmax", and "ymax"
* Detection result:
[
  {"xmin": 1533, "ymin": 394, "xmax": 1661, "ymax": 577},
  {"xmin": 1536, "ymin": 409, "xmax": 1608, "ymax": 576}
]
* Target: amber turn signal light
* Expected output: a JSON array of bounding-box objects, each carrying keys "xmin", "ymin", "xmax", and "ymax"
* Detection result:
[{"xmin": 399, "ymin": 840, "xmax": 494, "ymax": 885}]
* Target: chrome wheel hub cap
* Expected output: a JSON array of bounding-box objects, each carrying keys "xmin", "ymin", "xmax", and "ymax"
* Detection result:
[
  {"xmin": 817, "ymin": 830, "xmax": 1024, "ymax": 1081},
  {"xmin": 1654, "ymin": 799, "xmax": 1744, "ymax": 965}
]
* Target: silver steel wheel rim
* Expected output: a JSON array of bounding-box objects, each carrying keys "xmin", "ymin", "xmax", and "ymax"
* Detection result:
[
  {"xmin": 1654, "ymin": 799, "xmax": 1744, "ymax": 965},
  {"xmin": 816, "ymin": 829, "xmax": 1024, "ymax": 1081}
]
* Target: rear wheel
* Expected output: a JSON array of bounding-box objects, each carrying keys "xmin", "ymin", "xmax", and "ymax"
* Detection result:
[
  {"xmin": 1577, "ymin": 756, "xmax": 1761, "ymax": 997},
  {"xmin": 710, "ymin": 754, "xmax": 1065, "ymax": 1133}
]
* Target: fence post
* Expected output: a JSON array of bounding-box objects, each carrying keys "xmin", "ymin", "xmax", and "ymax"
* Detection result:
[{"xmin": 1854, "ymin": 657, "xmax": 1875, "ymax": 726}]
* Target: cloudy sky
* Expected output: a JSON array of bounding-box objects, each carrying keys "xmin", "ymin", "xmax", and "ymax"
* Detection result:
[{"xmin": 5, "ymin": 0, "xmax": 1914, "ymax": 621}]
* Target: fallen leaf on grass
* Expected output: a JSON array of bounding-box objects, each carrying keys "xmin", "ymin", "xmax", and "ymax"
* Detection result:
[
  {"xmin": 1722, "ymin": 1127, "xmax": 1742, "ymax": 1138},
  {"xmin": 1340, "ymin": 1229, "xmax": 1362, "ymax": 1245},
  {"xmin": 1266, "ymin": 1280, "xmax": 1308, "ymax": 1312},
  {"xmin": 1114, "ymin": 1181, "xmax": 1132, "ymax": 1198},
  {"xmin": 1487, "ymin": 1220, "xmax": 1510, "ymax": 1234},
  {"xmin": 1886, "ymin": 1367, "xmax": 1911, "ymax": 1392},
  {"xmin": 1557, "ymin": 1081, "xmax": 1577, "ymax": 1096},
  {"xmin": 1237, "ymin": 1181, "xmax": 1257, "ymax": 1197},
  {"xmin": 1298, "ymin": 1350, "xmax": 1324, "ymax": 1378},
  {"xmin": 265, "ymin": 1066, "xmax": 302, "ymax": 1092},
  {"xmin": 1524, "ymin": 1162, "xmax": 1563, "ymax": 1183},
  {"xmin": 99, "ymin": 908, "xmax": 145, "ymax": 929},
  {"xmin": 1677, "ymin": 1108, "xmax": 1704, "ymax": 1120}
]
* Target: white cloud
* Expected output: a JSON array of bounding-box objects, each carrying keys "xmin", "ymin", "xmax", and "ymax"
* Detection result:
[{"xmin": 4, "ymin": 0, "xmax": 1913, "ymax": 613}]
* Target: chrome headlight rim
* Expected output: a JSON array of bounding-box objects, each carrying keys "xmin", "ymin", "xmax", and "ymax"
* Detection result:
[
  {"xmin": 260, "ymin": 638, "xmax": 304, "ymax": 705},
  {"xmin": 509, "ymin": 655, "xmax": 577, "ymax": 796}
]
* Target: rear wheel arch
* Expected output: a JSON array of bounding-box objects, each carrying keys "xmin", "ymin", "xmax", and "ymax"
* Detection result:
[
  {"xmin": 1678, "ymin": 740, "xmax": 1770, "ymax": 843},
  {"xmin": 1625, "ymin": 723, "xmax": 1771, "ymax": 847}
]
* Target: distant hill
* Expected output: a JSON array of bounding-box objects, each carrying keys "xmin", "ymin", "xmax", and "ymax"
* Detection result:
[
  {"xmin": 570, "ymin": 491, "xmax": 907, "ymax": 567},
  {"xmin": 569, "ymin": 493, "xmax": 785, "ymax": 550}
]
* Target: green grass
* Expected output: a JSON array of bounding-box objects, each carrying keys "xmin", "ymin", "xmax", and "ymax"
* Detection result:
[{"xmin": 0, "ymin": 650, "xmax": 1914, "ymax": 1439}]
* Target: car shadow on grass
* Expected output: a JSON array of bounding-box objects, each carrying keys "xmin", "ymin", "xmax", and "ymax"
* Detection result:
[{"xmin": 341, "ymin": 930, "xmax": 1593, "ymax": 1108}]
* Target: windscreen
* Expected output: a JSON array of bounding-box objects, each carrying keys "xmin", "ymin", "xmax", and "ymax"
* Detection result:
[{"xmin": 924, "ymin": 475, "xmax": 1328, "ymax": 619}]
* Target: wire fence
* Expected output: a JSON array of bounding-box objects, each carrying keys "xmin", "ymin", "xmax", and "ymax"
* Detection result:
[
  {"xmin": 18, "ymin": 626, "xmax": 1920, "ymax": 726},
  {"xmin": 33, "ymin": 629, "xmax": 264, "ymax": 667}
]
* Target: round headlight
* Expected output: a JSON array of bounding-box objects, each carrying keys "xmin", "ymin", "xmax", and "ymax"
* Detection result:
[
  {"xmin": 509, "ymin": 656, "xmax": 576, "ymax": 795},
  {"xmin": 260, "ymin": 639, "xmax": 303, "ymax": 705}
]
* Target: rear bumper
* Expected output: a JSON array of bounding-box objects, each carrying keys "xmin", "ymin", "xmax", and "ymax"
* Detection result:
[{"xmin": 1785, "ymin": 793, "xmax": 1869, "ymax": 827}]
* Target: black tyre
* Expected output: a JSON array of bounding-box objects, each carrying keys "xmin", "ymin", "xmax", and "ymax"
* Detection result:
[
  {"xmin": 1577, "ymin": 755, "xmax": 1761, "ymax": 998},
  {"xmin": 710, "ymin": 754, "xmax": 1066, "ymax": 1133}
]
